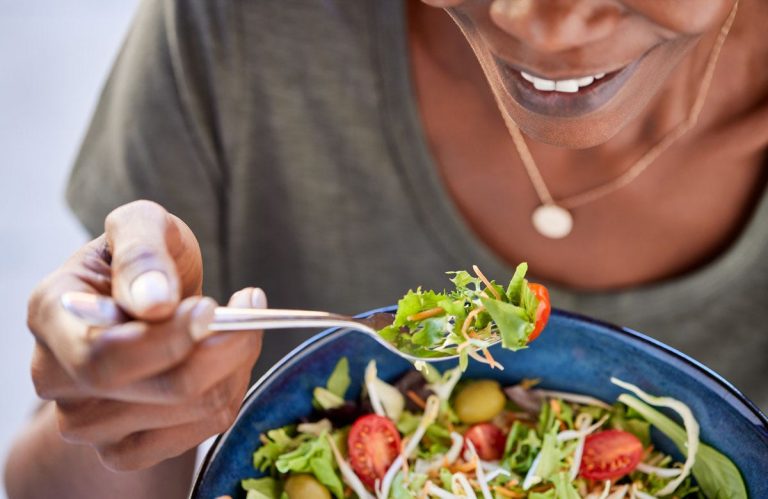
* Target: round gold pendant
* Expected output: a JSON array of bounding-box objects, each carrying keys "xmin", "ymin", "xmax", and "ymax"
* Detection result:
[{"xmin": 532, "ymin": 204, "xmax": 573, "ymax": 239}]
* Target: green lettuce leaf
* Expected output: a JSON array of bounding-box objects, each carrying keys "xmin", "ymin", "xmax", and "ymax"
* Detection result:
[
  {"xmin": 252, "ymin": 427, "xmax": 302, "ymax": 472},
  {"xmin": 312, "ymin": 358, "xmax": 350, "ymax": 410},
  {"xmin": 326, "ymin": 357, "xmax": 350, "ymax": 398},
  {"xmin": 535, "ymin": 426, "xmax": 561, "ymax": 481},
  {"xmin": 312, "ymin": 388, "xmax": 345, "ymax": 411},
  {"xmin": 550, "ymin": 472, "xmax": 581, "ymax": 499},
  {"xmin": 242, "ymin": 477, "xmax": 279, "ymax": 499},
  {"xmin": 620, "ymin": 394, "xmax": 747, "ymax": 499},
  {"xmin": 392, "ymin": 289, "xmax": 447, "ymax": 327},
  {"xmin": 506, "ymin": 262, "xmax": 528, "ymax": 302},
  {"xmin": 274, "ymin": 432, "xmax": 344, "ymax": 499},
  {"xmin": 481, "ymin": 297, "xmax": 533, "ymax": 350}
]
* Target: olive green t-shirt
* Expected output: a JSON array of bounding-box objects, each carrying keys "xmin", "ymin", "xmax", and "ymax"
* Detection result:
[{"xmin": 66, "ymin": 0, "xmax": 768, "ymax": 409}]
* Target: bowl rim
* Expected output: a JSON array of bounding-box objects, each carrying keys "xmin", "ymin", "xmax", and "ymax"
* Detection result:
[{"xmin": 190, "ymin": 306, "xmax": 768, "ymax": 497}]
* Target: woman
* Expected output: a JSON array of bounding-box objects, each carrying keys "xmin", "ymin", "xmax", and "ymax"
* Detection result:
[{"xmin": 5, "ymin": 0, "xmax": 767, "ymax": 497}]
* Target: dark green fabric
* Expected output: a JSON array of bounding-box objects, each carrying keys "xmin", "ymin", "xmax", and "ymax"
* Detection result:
[{"xmin": 67, "ymin": 0, "xmax": 767, "ymax": 409}]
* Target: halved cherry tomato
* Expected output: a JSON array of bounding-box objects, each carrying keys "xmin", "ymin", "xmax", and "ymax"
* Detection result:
[
  {"xmin": 579, "ymin": 430, "xmax": 643, "ymax": 480},
  {"xmin": 527, "ymin": 283, "xmax": 551, "ymax": 342},
  {"xmin": 347, "ymin": 414, "xmax": 401, "ymax": 489},
  {"xmin": 464, "ymin": 423, "xmax": 507, "ymax": 461}
]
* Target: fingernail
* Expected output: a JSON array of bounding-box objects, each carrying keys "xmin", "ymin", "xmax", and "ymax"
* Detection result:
[
  {"xmin": 61, "ymin": 292, "xmax": 124, "ymax": 327},
  {"xmin": 189, "ymin": 297, "xmax": 216, "ymax": 341},
  {"xmin": 251, "ymin": 288, "xmax": 267, "ymax": 309},
  {"xmin": 99, "ymin": 322, "xmax": 144, "ymax": 342},
  {"xmin": 130, "ymin": 271, "xmax": 170, "ymax": 312}
]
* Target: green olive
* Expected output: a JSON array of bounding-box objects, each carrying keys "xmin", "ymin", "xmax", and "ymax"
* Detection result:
[
  {"xmin": 284, "ymin": 474, "xmax": 331, "ymax": 499},
  {"xmin": 454, "ymin": 379, "xmax": 506, "ymax": 424}
]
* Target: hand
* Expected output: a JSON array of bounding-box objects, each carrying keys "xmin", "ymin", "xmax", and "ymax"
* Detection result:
[{"xmin": 26, "ymin": 200, "xmax": 264, "ymax": 471}]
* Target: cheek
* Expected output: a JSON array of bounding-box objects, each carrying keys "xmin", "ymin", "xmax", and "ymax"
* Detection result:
[{"xmin": 621, "ymin": 0, "xmax": 736, "ymax": 35}]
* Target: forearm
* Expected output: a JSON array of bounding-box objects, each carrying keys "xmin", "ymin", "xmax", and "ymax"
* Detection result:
[{"xmin": 4, "ymin": 402, "xmax": 196, "ymax": 499}]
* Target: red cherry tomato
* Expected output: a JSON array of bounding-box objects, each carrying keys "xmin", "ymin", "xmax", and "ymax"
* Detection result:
[
  {"xmin": 347, "ymin": 414, "xmax": 402, "ymax": 488},
  {"xmin": 580, "ymin": 430, "xmax": 644, "ymax": 480},
  {"xmin": 464, "ymin": 423, "xmax": 507, "ymax": 461},
  {"xmin": 527, "ymin": 283, "xmax": 550, "ymax": 342}
]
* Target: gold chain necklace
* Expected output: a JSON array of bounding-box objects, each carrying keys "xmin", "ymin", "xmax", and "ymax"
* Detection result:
[{"xmin": 499, "ymin": 1, "xmax": 739, "ymax": 239}]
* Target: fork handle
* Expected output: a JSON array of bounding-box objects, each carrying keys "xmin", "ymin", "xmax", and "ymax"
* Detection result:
[{"xmin": 211, "ymin": 307, "xmax": 363, "ymax": 332}]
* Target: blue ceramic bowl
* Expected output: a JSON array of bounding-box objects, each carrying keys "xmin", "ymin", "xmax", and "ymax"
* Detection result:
[{"xmin": 191, "ymin": 308, "xmax": 768, "ymax": 498}]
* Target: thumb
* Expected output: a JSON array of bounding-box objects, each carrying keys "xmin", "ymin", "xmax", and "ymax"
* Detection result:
[
  {"xmin": 105, "ymin": 201, "xmax": 182, "ymax": 320},
  {"xmin": 227, "ymin": 287, "xmax": 268, "ymax": 310}
]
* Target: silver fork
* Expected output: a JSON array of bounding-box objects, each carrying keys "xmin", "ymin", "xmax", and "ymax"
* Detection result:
[{"xmin": 60, "ymin": 292, "xmax": 472, "ymax": 363}]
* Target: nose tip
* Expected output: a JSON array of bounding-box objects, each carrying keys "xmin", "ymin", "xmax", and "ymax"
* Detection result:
[{"xmin": 490, "ymin": 0, "xmax": 620, "ymax": 53}]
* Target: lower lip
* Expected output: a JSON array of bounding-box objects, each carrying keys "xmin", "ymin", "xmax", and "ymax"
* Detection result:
[{"xmin": 494, "ymin": 58, "xmax": 641, "ymax": 118}]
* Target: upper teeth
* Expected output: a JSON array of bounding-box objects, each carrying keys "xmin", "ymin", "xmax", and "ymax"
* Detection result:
[{"xmin": 521, "ymin": 71, "xmax": 606, "ymax": 93}]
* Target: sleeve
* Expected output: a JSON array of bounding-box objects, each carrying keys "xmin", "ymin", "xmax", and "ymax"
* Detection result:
[{"xmin": 66, "ymin": 0, "xmax": 241, "ymax": 300}]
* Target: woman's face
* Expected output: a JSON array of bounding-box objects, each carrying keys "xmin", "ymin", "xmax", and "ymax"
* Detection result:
[{"xmin": 419, "ymin": 0, "xmax": 736, "ymax": 148}]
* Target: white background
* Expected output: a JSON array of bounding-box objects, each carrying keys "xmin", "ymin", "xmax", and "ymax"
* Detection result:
[{"xmin": 0, "ymin": 1, "xmax": 138, "ymax": 496}]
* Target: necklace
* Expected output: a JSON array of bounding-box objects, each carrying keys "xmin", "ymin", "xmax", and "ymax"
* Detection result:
[{"xmin": 500, "ymin": 1, "xmax": 739, "ymax": 239}]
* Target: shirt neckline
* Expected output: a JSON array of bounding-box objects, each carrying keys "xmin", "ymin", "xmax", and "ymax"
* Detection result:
[{"xmin": 371, "ymin": 0, "xmax": 768, "ymax": 323}]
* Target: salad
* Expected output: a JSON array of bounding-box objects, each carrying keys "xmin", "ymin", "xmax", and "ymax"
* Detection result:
[
  {"xmin": 376, "ymin": 264, "xmax": 550, "ymax": 370},
  {"xmin": 232, "ymin": 359, "xmax": 746, "ymax": 499}
]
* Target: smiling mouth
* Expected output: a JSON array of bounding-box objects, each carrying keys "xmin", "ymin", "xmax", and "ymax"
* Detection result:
[{"xmin": 493, "ymin": 57, "xmax": 641, "ymax": 118}]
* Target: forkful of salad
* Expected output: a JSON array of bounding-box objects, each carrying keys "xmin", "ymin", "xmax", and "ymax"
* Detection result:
[{"xmin": 61, "ymin": 263, "xmax": 550, "ymax": 370}]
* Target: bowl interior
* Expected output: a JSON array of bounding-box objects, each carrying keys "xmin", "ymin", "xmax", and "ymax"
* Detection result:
[{"xmin": 192, "ymin": 308, "xmax": 768, "ymax": 498}]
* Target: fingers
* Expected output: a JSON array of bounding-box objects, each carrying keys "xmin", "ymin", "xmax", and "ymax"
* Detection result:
[
  {"xmin": 102, "ymin": 362, "xmax": 253, "ymax": 471},
  {"xmin": 105, "ymin": 200, "xmax": 183, "ymax": 321},
  {"xmin": 98, "ymin": 287, "xmax": 263, "ymax": 403},
  {"xmin": 55, "ymin": 372, "xmax": 246, "ymax": 446},
  {"xmin": 95, "ymin": 410, "xmax": 240, "ymax": 471},
  {"xmin": 76, "ymin": 297, "xmax": 215, "ymax": 391},
  {"xmin": 35, "ymin": 289, "xmax": 265, "ymax": 405},
  {"xmin": 43, "ymin": 286, "xmax": 265, "ymax": 472}
]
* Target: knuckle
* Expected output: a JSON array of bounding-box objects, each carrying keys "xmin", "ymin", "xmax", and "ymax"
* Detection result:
[
  {"xmin": 30, "ymin": 364, "xmax": 55, "ymax": 400},
  {"xmin": 201, "ymin": 382, "xmax": 234, "ymax": 415},
  {"xmin": 156, "ymin": 370, "xmax": 200, "ymax": 402},
  {"xmin": 26, "ymin": 278, "xmax": 58, "ymax": 338},
  {"xmin": 162, "ymin": 333, "xmax": 194, "ymax": 366},
  {"xmin": 97, "ymin": 442, "xmax": 141, "ymax": 472},
  {"xmin": 98, "ymin": 433, "xmax": 164, "ymax": 472},
  {"xmin": 55, "ymin": 405, "xmax": 93, "ymax": 445},
  {"xmin": 69, "ymin": 346, "xmax": 110, "ymax": 391}
]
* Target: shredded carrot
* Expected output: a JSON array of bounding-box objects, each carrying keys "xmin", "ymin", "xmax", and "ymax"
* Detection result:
[
  {"xmin": 550, "ymin": 398, "xmax": 561, "ymax": 416},
  {"xmin": 450, "ymin": 458, "xmax": 478, "ymax": 474},
  {"xmin": 482, "ymin": 347, "xmax": 498, "ymax": 369},
  {"xmin": 407, "ymin": 390, "xmax": 427, "ymax": 410},
  {"xmin": 532, "ymin": 484, "xmax": 555, "ymax": 493},
  {"xmin": 407, "ymin": 306, "xmax": 445, "ymax": 322},
  {"xmin": 493, "ymin": 486, "xmax": 525, "ymax": 498},
  {"xmin": 520, "ymin": 378, "xmax": 541, "ymax": 390},
  {"xmin": 505, "ymin": 479, "xmax": 520, "ymax": 488},
  {"xmin": 473, "ymin": 265, "xmax": 502, "ymax": 300},
  {"xmin": 461, "ymin": 306, "xmax": 486, "ymax": 338}
]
